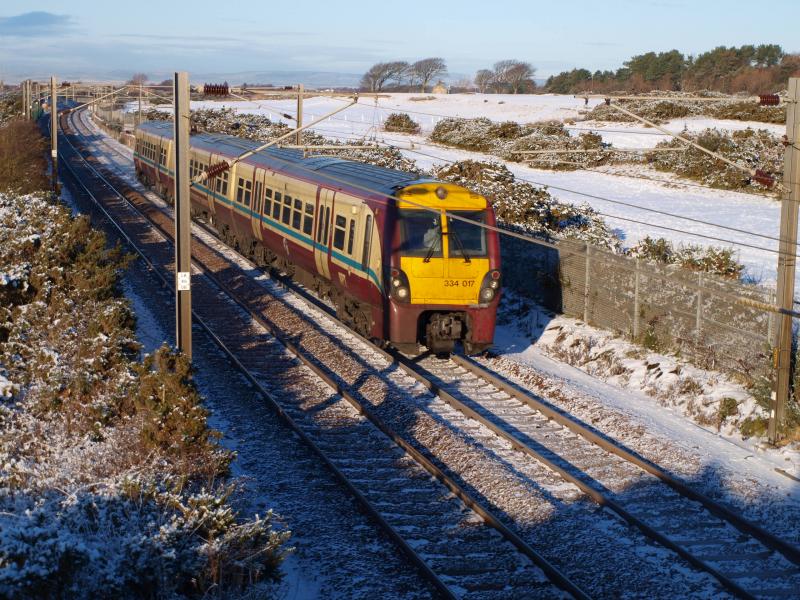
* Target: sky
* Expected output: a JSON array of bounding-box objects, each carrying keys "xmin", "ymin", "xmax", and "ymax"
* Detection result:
[{"xmin": 1, "ymin": 1, "xmax": 797, "ymax": 84}]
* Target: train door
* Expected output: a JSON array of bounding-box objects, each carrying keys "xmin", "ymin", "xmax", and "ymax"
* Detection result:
[
  {"xmin": 251, "ymin": 168, "xmax": 265, "ymax": 241},
  {"xmin": 314, "ymin": 188, "xmax": 334, "ymax": 279}
]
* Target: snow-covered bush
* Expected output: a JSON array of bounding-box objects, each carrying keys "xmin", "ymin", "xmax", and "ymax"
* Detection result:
[
  {"xmin": 383, "ymin": 112, "xmax": 420, "ymax": 134},
  {"xmin": 430, "ymin": 117, "xmax": 607, "ymax": 170},
  {"xmin": 583, "ymin": 92, "xmax": 784, "ymax": 125},
  {"xmin": 0, "ymin": 192, "xmax": 290, "ymax": 597},
  {"xmin": 433, "ymin": 160, "xmax": 621, "ymax": 249},
  {"xmin": 648, "ymin": 127, "xmax": 783, "ymax": 192},
  {"xmin": 627, "ymin": 236, "xmax": 744, "ymax": 280}
]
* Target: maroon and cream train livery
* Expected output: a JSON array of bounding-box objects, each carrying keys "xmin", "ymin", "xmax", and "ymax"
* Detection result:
[{"xmin": 134, "ymin": 120, "xmax": 501, "ymax": 354}]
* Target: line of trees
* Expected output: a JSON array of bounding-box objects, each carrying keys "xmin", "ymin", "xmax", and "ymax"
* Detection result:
[
  {"xmin": 360, "ymin": 58, "xmax": 448, "ymax": 92},
  {"xmin": 360, "ymin": 58, "xmax": 536, "ymax": 94},
  {"xmin": 545, "ymin": 44, "xmax": 800, "ymax": 94},
  {"xmin": 473, "ymin": 60, "xmax": 536, "ymax": 94}
]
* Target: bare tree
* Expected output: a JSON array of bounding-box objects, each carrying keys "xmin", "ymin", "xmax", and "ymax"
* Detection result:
[
  {"xmin": 360, "ymin": 61, "xmax": 410, "ymax": 91},
  {"xmin": 127, "ymin": 73, "xmax": 148, "ymax": 86},
  {"xmin": 411, "ymin": 57, "xmax": 447, "ymax": 93},
  {"xmin": 474, "ymin": 69, "xmax": 494, "ymax": 93},
  {"xmin": 493, "ymin": 60, "xmax": 535, "ymax": 93}
]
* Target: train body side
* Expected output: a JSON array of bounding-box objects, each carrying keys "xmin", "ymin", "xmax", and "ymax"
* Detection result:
[{"xmin": 132, "ymin": 120, "xmax": 500, "ymax": 352}]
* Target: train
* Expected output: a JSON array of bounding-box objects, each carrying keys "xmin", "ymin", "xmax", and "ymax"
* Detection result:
[{"xmin": 133, "ymin": 120, "xmax": 501, "ymax": 354}]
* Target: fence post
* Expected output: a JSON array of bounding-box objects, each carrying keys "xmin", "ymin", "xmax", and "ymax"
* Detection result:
[
  {"xmin": 695, "ymin": 271, "xmax": 703, "ymax": 337},
  {"xmin": 583, "ymin": 243, "xmax": 591, "ymax": 324},
  {"xmin": 633, "ymin": 258, "xmax": 640, "ymax": 340},
  {"xmin": 296, "ymin": 83, "xmax": 304, "ymax": 145}
]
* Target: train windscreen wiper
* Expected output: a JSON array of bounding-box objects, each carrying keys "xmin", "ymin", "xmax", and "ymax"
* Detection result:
[
  {"xmin": 448, "ymin": 228, "xmax": 471, "ymax": 264},
  {"xmin": 422, "ymin": 224, "xmax": 441, "ymax": 263}
]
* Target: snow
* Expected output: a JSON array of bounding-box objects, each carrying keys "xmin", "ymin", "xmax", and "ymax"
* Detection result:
[
  {"xmin": 162, "ymin": 93, "xmax": 788, "ymax": 288},
  {"xmin": 489, "ymin": 318, "xmax": 800, "ymax": 507}
]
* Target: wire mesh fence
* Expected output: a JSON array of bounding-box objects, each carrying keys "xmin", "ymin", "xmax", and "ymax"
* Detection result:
[{"xmin": 501, "ymin": 232, "xmax": 777, "ymax": 381}]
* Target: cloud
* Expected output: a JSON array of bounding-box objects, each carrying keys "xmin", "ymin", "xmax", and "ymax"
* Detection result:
[{"xmin": 0, "ymin": 11, "xmax": 74, "ymax": 36}]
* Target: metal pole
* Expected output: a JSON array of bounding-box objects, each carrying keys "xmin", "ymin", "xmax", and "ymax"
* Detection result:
[
  {"xmin": 770, "ymin": 78, "xmax": 800, "ymax": 443},
  {"xmin": 633, "ymin": 258, "xmax": 640, "ymax": 340},
  {"xmin": 22, "ymin": 80, "xmax": 29, "ymax": 119},
  {"xmin": 50, "ymin": 76, "xmax": 58, "ymax": 192},
  {"xmin": 296, "ymin": 83, "xmax": 304, "ymax": 145},
  {"xmin": 583, "ymin": 244, "xmax": 591, "ymax": 324},
  {"xmin": 138, "ymin": 83, "xmax": 142, "ymax": 127},
  {"xmin": 173, "ymin": 71, "xmax": 193, "ymax": 360}
]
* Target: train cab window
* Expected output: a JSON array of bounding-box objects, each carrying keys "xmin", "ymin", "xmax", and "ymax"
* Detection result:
[
  {"xmin": 347, "ymin": 219, "xmax": 355, "ymax": 255},
  {"xmin": 263, "ymin": 188, "xmax": 273, "ymax": 216},
  {"xmin": 303, "ymin": 203, "xmax": 314, "ymax": 235},
  {"xmin": 281, "ymin": 195, "xmax": 292, "ymax": 225},
  {"xmin": 446, "ymin": 210, "xmax": 488, "ymax": 258},
  {"xmin": 333, "ymin": 214, "xmax": 347, "ymax": 251},
  {"xmin": 272, "ymin": 192, "xmax": 282, "ymax": 219},
  {"xmin": 361, "ymin": 214, "xmax": 373, "ymax": 270},
  {"xmin": 292, "ymin": 199, "xmax": 303, "ymax": 230},
  {"xmin": 398, "ymin": 209, "xmax": 442, "ymax": 258}
]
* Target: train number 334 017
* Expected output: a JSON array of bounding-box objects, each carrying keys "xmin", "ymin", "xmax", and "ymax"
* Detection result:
[{"xmin": 444, "ymin": 279, "xmax": 475, "ymax": 288}]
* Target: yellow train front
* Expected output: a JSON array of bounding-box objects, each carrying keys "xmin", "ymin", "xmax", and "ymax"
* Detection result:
[{"xmin": 387, "ymin": 182, "xmax": 501, "ymax": 355}]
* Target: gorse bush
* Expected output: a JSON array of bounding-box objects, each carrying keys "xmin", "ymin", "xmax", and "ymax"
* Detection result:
[
  {"xmin": 431, "ymin": 117, "xmax": 607, "ymax": 170},
  {"xmin": 648, "ymin": 127, "xmax": 783, "ymax": 192},
  {"xmin": 0, "ymin": 192, "xmax": 290, "ymax": 597},
  {"xmin": 0, "ymin": 118, "xmax": 49, "ymax": 193},
  {"xmin": 627, "ymin": 236, "xmax": 744, "ymax": 279},
  {"xmin": 383, "ymin": 112, "xmax": 420, "ymax": 133}
]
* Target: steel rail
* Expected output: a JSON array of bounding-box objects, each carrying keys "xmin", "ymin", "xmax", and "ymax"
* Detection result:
[{"xmin": 62, "ymin": 107, "xmax": 590, "ymax": 600}]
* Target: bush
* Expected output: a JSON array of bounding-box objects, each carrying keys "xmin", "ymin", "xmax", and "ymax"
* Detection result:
[
  {"xmin": 627, "ymin": 236, "xmax": 744, "ymax": 279},
  {"xmin": 433, "ymin": 160, "xmax": 621, "ymax": 249},
  {"xmin": 431, "ymin": 117, "xmax": 608, "ymax": 171},
  {"xmin": 648, "ymin": 127, "xmax": 783, "ymax": 192},
  {"xmin": 0, "ymin": 192, "xmax": 290, "ymax": 596},
  {"xmin": 0, "ymin": 118, "xmax": 49, "ymax": 193},
  {"xmin": 383, "ymin": 112, "xmax": 420, "ymax": 134}
]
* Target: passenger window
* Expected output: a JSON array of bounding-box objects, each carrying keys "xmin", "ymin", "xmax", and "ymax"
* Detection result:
[
  {"xmin": 361, "ymin": 214, "xmax": 372, "ymax": 270},
  {"xmin": 347, "ymin": 219, "xmax": 355, "ymax": 255},
  {"xmin": 333, "ymin": 214, "xmax": 347, "ymax": 251},
  {"xmin": 263, "ymin": 188, "xmax": 272, "ymax": 216},
  {"xmin": 292, "ymin": 199, "xmax": 302, "ymax": 230},
  {"xmin": 273, "ymin": 192, "xmax": 282, "ymax": 219},
  {"xmin": 236, "ymin": 177, "xmax": 245, "ymax": 204},
  {"xmin": 282, "ymin": 195, "xmax": 292, "ymax": 225},
  {"xmin": 303, "ymin": 203, "xmax": 314, "ymax": 235}
]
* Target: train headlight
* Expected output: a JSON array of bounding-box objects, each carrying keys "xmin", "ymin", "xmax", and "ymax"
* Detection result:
[
  {"xmin": 389, "ymin": 268, "xmax": 411, "ymax": 303},
  {"xmin": 478, "ymin": 269, "xmax": 501, "ymax": 304}
]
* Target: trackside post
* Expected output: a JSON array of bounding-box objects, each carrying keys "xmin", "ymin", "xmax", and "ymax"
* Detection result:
[
  {"xmin": 770, "ymin": 77, "xmax": 800, "ymax": 443},
  {"xmin": 173, "ymin": 71, "xmax": 193, "ymax": 360},
  {"xmin": 50, "ymin": 76, "xmax": 58, "ymax": 192}
]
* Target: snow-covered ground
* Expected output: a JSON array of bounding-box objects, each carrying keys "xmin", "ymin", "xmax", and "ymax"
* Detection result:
[{"xmin": 142, "ymin": 93, "xmax": 787, "ymax": 288}]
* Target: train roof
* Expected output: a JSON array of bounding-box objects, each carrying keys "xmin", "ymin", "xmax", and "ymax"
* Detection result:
[{"xmin": 136, "ymin": 120, "xmax": 427, "ymax": 197}]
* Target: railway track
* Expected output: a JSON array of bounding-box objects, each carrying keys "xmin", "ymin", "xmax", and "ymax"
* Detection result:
[
  {"xmin": 60, "ymin": 107, "xmax": 582, "ymax": 599},
  {"xmin": 66, "ymin": 107, "xmax": 800, "ymax": 599}
]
